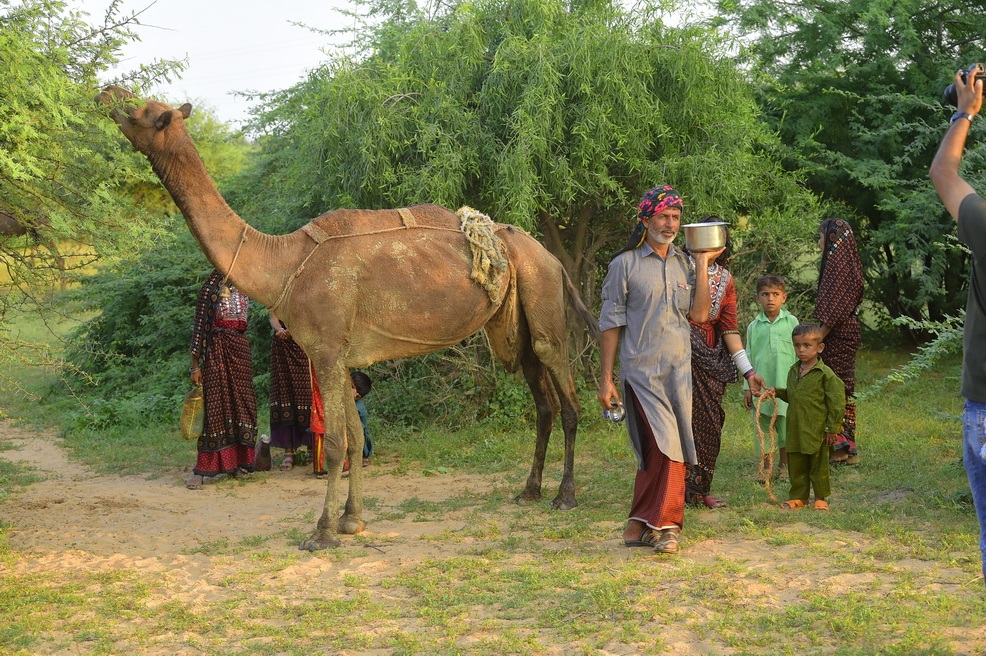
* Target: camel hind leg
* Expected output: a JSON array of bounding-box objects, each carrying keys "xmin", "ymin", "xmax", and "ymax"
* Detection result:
[
  {"xmin": 512, "ymin": 346, "xmax": 580, "ymax": 510},
  {"xmin": 530, "ymin": 338, "xmax": 580, "ymax": 511},
  {"xmin": 488, "ymin": 282, "xmax": 581, "ymax": 510},
  {"xmin": 512, "ymin": 238, "xmax": 582, "ymax": 510},
  {"xmin": 513, "ymin": 350, "xmax": 560, "ymax": 506}
]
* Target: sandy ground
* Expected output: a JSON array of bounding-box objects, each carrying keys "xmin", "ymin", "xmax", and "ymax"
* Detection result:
[
  {"xmin": 2, "ymin": 419, "xmax": 986, "ymax": 655},
  {"xmin": 0, "ymin": 420, "xmax": 500, "ymax": 563}
]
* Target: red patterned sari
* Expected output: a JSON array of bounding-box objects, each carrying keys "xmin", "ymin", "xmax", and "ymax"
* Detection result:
[{"xmin": 685, "ymin": 264, "xmax": 738, "ymax": 499}]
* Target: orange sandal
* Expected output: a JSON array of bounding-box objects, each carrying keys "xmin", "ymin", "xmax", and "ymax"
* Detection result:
[
  {"xmin": 813, "ymin": 499, "xmax": 830, "ymax": 511},
  {"xmin": 780, "ymin": 499, "xmax": 806, "ymax": 510}
]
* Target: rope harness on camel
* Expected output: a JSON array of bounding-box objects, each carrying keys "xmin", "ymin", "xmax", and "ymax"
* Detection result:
[
  {"xmin": 219, "ymin": 224, "xmax": 250, "ymax": 290},
  {"xmin": 269, "ymin": 206, "xmax": 508, "ymax": 314},
  {"xmin": 754, "ymin": 391, "xmax": 780, "ymax": 503}
]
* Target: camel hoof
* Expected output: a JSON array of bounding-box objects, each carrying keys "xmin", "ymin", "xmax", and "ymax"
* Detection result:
[
  {"xmin": 513, "ymin": 490, "xmax": 542, "ymax": 506},
  {"xmin": 338, "ymin": 515, "xmax": 366, "ymax": 535},
  {"xmin": 551, "ymin": 496, "xmax": 578, "ymax": 511},
  {"xmin": 298, "ymin": 531, "xmax": 341, "ymax": 551}
]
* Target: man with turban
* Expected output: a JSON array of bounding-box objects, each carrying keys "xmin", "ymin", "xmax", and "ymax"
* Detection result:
[{"xmin": 598, "ymin": 186, "xmax": 724, "ymax": 554}]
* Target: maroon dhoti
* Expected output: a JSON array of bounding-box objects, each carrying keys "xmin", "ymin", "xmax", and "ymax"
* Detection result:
[{"xmin": 629, "ymin": 396, "xmax": 686, "ymax": 530}]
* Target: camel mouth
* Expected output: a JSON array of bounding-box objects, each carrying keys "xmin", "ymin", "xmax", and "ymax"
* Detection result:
[{"xmin": 94, "ymin": 86, "xmax": 141, "ymax": 122}]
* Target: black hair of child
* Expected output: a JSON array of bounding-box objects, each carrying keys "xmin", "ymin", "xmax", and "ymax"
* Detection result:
[
  {"xmin": 351, "ymin": 370, "xmax": 372, "ymax": 397},
  {"xmin": 756, "ymin": 274, "xmax": 787, "ymax": 292},
  {"xmin": 791, "ymin": 322, "xmax": 825, "ymax": 340}
]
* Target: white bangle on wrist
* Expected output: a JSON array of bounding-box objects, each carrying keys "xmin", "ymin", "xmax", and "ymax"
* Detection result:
[{"xmin": 731, "ymin": 349, "xmax": 754, "ymax": 378}]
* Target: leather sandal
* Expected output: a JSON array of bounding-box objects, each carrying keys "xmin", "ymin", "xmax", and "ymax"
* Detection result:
[
  {"xmin": 623, "ymin": 527, "xmax": 658, "ymax": 548},
  {"xmin": 652, "ymin": 528, "xmax": 680, "ymax": 554}
]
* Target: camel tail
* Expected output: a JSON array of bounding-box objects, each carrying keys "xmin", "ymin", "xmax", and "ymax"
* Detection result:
[{"xmin": 562, "ymin": 268, "xmax": 601, "ymax": 342}]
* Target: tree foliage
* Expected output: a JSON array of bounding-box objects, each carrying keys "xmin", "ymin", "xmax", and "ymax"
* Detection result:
[
  {"xmin": 0, "ymin": 0, "xmax": 184, "ymax": 278},
  {"xmin": 0, "ymin": 1, "xmax": 254, "ymax": 404},
  {"xmin": 243, "ymin": 0, "xmax": 820, "ymax": 311},
  {"xmin": 713, "ymin": 0, "xmax": 986, "ymax": 333}
]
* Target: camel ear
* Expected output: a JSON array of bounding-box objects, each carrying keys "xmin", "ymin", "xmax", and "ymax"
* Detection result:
[
  {"xmin": 178, "ymin": 103, "xmax": 192, "ymax": 119},
  {"xmin": 154, "ymin": 111, "xmax": 174, "ymax": 131}
]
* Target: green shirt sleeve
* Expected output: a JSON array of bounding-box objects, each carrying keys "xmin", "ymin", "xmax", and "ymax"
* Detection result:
[{"xmin": 822, "ymin": 368, "xmax": 846, "ymax": 434}]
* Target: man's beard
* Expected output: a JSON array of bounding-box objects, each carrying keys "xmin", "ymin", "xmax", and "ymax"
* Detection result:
[{"xmin": 652, "ymin": 231, "xmax": 676, "ymax": 245}]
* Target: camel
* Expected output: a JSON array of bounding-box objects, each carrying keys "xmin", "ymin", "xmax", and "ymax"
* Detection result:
[{"xmin": 96, "ymin": 86, "xmax": 600, "ymax": 551}]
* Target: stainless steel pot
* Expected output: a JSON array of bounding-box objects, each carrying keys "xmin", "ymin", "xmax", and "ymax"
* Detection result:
[{"xmin": 682, "ymin": 222, "xmax": 727, "ymax": 252}]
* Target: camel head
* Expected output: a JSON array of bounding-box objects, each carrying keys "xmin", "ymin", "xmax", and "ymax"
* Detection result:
[{"xmin": 95, "ymin": 86, "xmax": 193, "ymax": 156}]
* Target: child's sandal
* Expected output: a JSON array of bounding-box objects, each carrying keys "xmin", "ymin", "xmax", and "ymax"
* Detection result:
[
  {"xmin": 813, "ymin": 499, "xmax": 829, "ymax": 511},
  {"xmin": 780, "ymin": 499, "xmax": 806, "ymax": 510}
]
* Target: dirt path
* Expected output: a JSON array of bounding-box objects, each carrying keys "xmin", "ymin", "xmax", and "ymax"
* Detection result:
[
  {"xmin": 0, "ymin": 420, "xmax": 498, "ymax": 563},
  {"xmin": 2, "ymin": 420, "xmax": 985, "ymax": 655}
]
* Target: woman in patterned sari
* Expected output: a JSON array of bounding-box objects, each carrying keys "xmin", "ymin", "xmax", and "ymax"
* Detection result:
[
  {"xmin": 186, "ymin": 270, "xmax": 258, "ymax": 489},
  {"xmin": 685, "ymin": 217, "xmax": 764, "ymax": 508},
  {"xmin": 813, "ymin": 218, "xmax": 864, "ymax": 465},
  {"xmin": 268, "ymin": 310, "xmax": 312, "ymax": 470}
]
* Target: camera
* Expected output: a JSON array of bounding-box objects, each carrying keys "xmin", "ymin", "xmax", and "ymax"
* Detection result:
[
  {"xmin": 602, "ymin": 403, "xmax": 625, "ymax": 423},
  {"xmin": 943, "ymin": 63, "xmax": 985, "ymax": 106}
]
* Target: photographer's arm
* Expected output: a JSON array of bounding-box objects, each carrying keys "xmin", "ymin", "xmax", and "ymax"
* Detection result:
[{"xmin": 930, "ymin": 65, "xmax": 984, "ymax": 221}]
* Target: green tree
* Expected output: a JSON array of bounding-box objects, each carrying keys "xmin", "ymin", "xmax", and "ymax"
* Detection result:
[
  {"xmin": 244, "ymin": 0, "xmax": 820, "ymax": 313},
  {"xmin": 0, "ymin": 0, "xmax": 183, "ymax": 400},
  {"xmin": 713, "ymin": 0, "xmax": 986, "ymax": 333}
]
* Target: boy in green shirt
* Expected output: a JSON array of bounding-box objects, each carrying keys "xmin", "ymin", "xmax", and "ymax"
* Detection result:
[
  {"xmin": 744, "ymin": 275, "xmax": 798, "ymax": 481},
  {"xmin": 764, "ymin": 323, "xmax": 846, "ymax": 511}
]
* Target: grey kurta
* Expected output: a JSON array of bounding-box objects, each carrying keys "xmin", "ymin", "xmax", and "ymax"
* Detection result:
[{"xmin": 600, "ymin": 242, "xmax": 697, "ymax": 465}]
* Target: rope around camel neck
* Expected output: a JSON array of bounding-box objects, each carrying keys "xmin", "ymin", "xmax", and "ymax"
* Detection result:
[
  {"xmin": 754, "ymin": 393, "xmax": 780, "ymax": 503},
  {"xmin": 220, "ymin": 224, "xmax": 250, "ymax": 288}
]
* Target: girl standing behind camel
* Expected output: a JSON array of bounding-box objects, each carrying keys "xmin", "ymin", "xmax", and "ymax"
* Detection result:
[{"xmin": 268, "ymin": 310, "xmax": 313, "ymax": 471}]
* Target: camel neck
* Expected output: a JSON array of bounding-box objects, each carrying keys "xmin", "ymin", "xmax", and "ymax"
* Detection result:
[{"xmin": 147, "ymin": 134, "xmax": 304, "ymax": 308}]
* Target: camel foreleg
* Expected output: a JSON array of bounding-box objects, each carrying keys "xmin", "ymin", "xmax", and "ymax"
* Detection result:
[
  {"xmin": 339, "ymin": 395, "xmax": 366, "ymax": 535},
  {"xmin": 300, "ymin": 484, "xmax": 346, "ymax": 551},
  {"xmin": 299, "ymin": 366, "xmax": 349, "ymax": 551}
]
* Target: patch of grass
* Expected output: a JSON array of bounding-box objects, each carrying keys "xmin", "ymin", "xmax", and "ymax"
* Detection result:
[
  {"xmin": 4, "ymin": 303, "xmax": 986, "ymax": 654},
  {"xmin": 0, "ymin": 440, "xmax": 42, "ymax": 506}
]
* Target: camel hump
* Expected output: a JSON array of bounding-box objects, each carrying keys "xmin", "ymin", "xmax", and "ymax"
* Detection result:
[
  {"xmin": 294, "ymin": 204, "xmax": 508, "ymax": 303},
  {"xmin": 299, "ymin": 204, "xmax": 459, "ymax": 241}
]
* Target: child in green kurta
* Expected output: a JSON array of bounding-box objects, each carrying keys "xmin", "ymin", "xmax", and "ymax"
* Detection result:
[
  {"xmin": 743, "ymin": 275, "xmax": 799, "ymax": 480},
  {"xmin": 764, "ymin": 323, "xmax": 846, "ymax": 511}
]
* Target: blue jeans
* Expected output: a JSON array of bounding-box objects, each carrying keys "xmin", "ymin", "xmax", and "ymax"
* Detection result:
[{"xmin": 963, "ymin": 399, "xmax": 986, "ymax": 583}]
